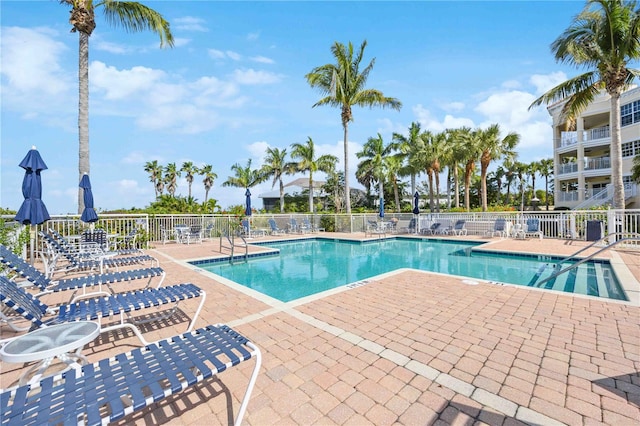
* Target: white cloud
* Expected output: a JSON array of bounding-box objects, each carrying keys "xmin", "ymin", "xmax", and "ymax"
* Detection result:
[
  {"xmin": 247, "ymin": 32, "xmax": 260, "ymax": 41},
  {"xmin": 251, "ymin": 55, "xmax": 275, "ymax": 64},
  {"xmin": 413, "ymin": 104, "xmax": 475, "ymax": 132},
  {"xmin": 247, "ymin": 141, "xmax": 270, "ymax": 164},
  {"xmin": 530, "ymin": 72, "xmax": 567, "ymax": 95},
  {"xmin": 173, "ymin": 16, "xmax": 208, "ymax": 32},
  {"xmin": 232, "ymin": 69, "xmax": 281, "ymax": 85},
  {"xmin": 475, "ymin": 90, "xmax": 538, "ymax": 127},
  {"xmin": 208, "ymin": 49, "xmax": 226, "ymax": 59},
  {"xmin": 90, "ymin": 61, "xmax": 166, "ymax": 100},
  {"xmin": 0, "ymin": 26, "xmax": 69, "ymax": 96},
  {"xmin": 226, "ymin": 50, "xmax": 242, "ymax": 61},
  {"xmin": 442, "ymin": 101, "xmax": 465, "ymax": 113}
]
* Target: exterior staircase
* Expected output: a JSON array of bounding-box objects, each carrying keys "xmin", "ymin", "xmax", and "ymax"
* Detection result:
[{"xmin": 573, "ymin": 183, "xmax": 637, "ymax": 210}]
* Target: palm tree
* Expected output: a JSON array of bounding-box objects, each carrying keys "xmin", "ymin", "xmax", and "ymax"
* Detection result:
[
  {"xmin": 514, "ymin": 161, "xmax": 529, "ymax": 211},
  {"xmin": 290, "ymin": 137, "xmax": 338, "ymax": 213},
  {"xmin": 444, "ymin": 127, "xmax": 472, "ymax": 209},
  {"xmin": 199, "ymin": 164, "xmax": 218, "ymax": 203},
  {"xmin": 306, "ymin": 40, "xmax": 402, "ymax": 213},
  {"xmin": 477, "ymin": 124, "xmax": 520, "ymax": 211},
  {"xmin": 538, "ymin": 158, "xmax": 554, "ymax": 210},
  {"xmin": 181, "ymin": 161, "xmax": 197, "ymax": 198},
  {"xmin": 528, "ymin": 160, "xmax": 541, "ymax": 204},
  {"xmin": 261, "ymin": 147, "xmax": 294, "ymax": 213},
  {"xmin": 632, "ymin": 154, "xmax": 640, "ymax": 182},
  {"xmin": 144, "ymin": 160, "xmax": 163, "ymax": 199},
  {"xmin": 222, "ymin": 159, "xmax": 266, "ymax": 202},
  {"xmin": 462, "ymin": 129, "xmax": 482, "ymax": 211},
  {"xmin": 494, "ymin": 166, "xmax": 506, "ymax": 204},
  {"xmin": 393, "ymin": 122, "xmax": 423, "ymax": 196},
  {"xmin": 356, "ymin": 133, "xmax": 395, "ymax": 207},
  {"xmin": 60, "ymin": 0, "xmax": 174, "ymax": 213},
  {"xmin": 164, "ymin": 162, "xmax": 179, "ymax": 197},
  {"xmin": 529, "ymin": 0, "xmax": 640, "ymax": 210},
  {"xmin": 384, "ymin": 155, "xmax": 404, "ymax": 212}
]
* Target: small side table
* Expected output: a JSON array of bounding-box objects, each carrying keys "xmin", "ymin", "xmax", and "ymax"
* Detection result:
[{"xmin": 0, "ymin": 321, "xmax": 100, "ymax": 385}]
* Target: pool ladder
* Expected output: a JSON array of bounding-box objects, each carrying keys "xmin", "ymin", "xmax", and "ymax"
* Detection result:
[
  {"xmin": 219, "ymin": 231, "xmax": 248, "ymax": 264},
  {"xmin": 535, "ymin": 232, "xmax": 640, "ymax": 288}
]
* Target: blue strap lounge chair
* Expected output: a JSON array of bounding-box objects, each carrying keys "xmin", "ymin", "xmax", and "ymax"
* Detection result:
[
  {"xmin": 268, "ymin": 218, "xmax": 285, "ymax": 235},
  {"xmin": 450, "ymin": 219, "xmax": 468, "ymax": 236},
  {"xmin": 0, "ymin": 244, "xmax": 165, "ymax": 301},
  {"xmin": 40, "ymin": 232, "xmax": 159, "ymax": 277},
  {"xmin": 485, "ymin": 218, "xmax": 508, "ymax": 238},
  {"xmin": 422, "ymin": 222, "xmax": 441, "ymax": 235},
  {"xmin": 524, "ymin": 218, "xmax": 543, "ymax": 239},
  {"xmin": 0, "ymin": 275, "xmax": 205, "ymax": 346},
  {"xmin": 0, "ymin": 324, "xmax": 260, "ymax": 426}
]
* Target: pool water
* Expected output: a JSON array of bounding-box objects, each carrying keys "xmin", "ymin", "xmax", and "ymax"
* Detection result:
[{"xmin": 196, "ymin": 238, "xmax": 625, "ymax": 302}]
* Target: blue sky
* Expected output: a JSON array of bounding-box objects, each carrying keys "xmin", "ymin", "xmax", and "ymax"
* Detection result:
[{"xmin": 1, "ymin": 0, "xmax": 590, "ymax": 214}]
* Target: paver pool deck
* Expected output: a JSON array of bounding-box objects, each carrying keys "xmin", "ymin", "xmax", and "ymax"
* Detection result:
[{"xmin": 1, "ymin": 233, "xmax": 638, "ymax": 425}]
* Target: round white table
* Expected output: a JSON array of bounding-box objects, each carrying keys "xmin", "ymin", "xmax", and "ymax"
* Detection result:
[{"xmin": 0, "ymin": 321, "xmax": 100, "ymax": 385}]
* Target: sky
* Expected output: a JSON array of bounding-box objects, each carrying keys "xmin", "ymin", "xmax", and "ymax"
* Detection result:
[{"xmin": 1, "ymin": 0, "xmax": 593, "ymax": 215}]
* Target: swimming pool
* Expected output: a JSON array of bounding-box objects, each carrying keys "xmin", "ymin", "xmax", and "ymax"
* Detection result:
[{"xmin": 194, "ymin": 238, "xmax": 626, "ymax": 302}]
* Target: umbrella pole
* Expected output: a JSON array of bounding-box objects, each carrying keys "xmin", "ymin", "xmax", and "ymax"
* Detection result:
[{"xmin": 29, "ymin": 225, "xmax": 36, "ymax": 265}]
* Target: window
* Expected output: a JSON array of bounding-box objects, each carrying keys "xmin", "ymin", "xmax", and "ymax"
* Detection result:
[
  {"xmin": 621, "ymin": 140, "xmax": 640, "ymax": 158},
  {"xmin": 621, "ymin": 99, "xmax": 640, "ymax": 127}
]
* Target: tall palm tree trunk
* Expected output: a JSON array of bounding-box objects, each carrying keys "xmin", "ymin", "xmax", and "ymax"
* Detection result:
[
  {"xmin": 78, "ymin": 31, "xmax": 90, "ymax": 213},
  {"xmin": 279, "ymin": 179, "xmax": 285, "ymax": 213},
  {"xmin": 453, "ymin": 164, "xmax": 460, "ymax": 208},
  {"xmin": 427, "ymin": 170, "xmax": 434, "ymax": 212},
  {"xmin": 434, "ymin": 173, "xmax": 441, "ymax": 213},
  {"xmin": 308, "ymin": 173, "xmax": 314, "ymax": 213},
  {"xmin": 610, "ymin": 93, "xmax": 625, "ymax": 209},
  {"xmin": 343, "ymin": 122, "xmax": 351, "ymax": 213}
]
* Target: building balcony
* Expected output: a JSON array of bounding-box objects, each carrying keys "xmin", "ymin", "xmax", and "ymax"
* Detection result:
[
  {"xmin": 585, "ymin": 157, "xmax": 610, "ymax": 170},
  {"xmin": 558, "ymin": 162, "xmax": 578, "ymax": 175}
]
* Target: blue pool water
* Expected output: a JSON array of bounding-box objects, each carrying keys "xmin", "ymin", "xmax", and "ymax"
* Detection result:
[{"xmin": 195, "ymin": 238, "xmax": 626, "ymax": 302}]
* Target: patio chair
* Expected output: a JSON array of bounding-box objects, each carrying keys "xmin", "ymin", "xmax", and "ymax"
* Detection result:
[
  {"xmin": 485, "ymin": 218, "xmax": 508, "ymax": 238},
  {"xmin": 405, "ymin": 218, "xmax": 417, "ymax": 233},
  {"xmin": 0, "ymin": 244, "xmax": 165, "ymax": 302},
  {"xmin": 303, "ymin": 217, "xmax": 324, "ymax": 233},
  {"xmin": 0, "ymin": 324, "xmax": 260, "ymax": 426},
  {"xmin": 268, "ymin": 218, "xmax": 285, "ymax": 235},
  {"xmin": 449, "ymin": 219, "xmax": 468, "ymax": 236},
  {"xmin": 365, "ymin": 220, "xmax": 387, "ymax": 238},
  {"xmin": 0, "ymin": 274, "xmax": 205, "ymax": 346},
  {"xmin": 524, "ymin": 218, "xmax": 543, "ymax": 239}
]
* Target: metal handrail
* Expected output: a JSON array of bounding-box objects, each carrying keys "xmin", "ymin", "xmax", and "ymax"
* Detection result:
[
  {"xmin": 536, "ymin": 233, "xmax": 640, "ymax": 288},
  {"xmin": 219, "ymin": 231, "xmax": 248, "ymax": 264}
]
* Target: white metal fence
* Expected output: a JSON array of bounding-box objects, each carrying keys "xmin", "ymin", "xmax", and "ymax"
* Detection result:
[{"xmin": 3, "ymin": 209, "xmax": 639, "ymax": 263}]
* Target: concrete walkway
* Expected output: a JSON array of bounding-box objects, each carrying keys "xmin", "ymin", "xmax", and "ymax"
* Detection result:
[{"xmin": 1, "ymin": 234, "xmax": 638, "ymax": 425}]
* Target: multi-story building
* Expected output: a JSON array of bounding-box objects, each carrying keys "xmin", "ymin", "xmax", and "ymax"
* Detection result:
[{"xmin": 548, "ymin": 85, "xmax": 640, "ymax": 209}]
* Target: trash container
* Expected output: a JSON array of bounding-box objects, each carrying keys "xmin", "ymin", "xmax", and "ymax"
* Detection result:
[{"xmin": 586, "ymin": 220, "xmax": 603, "ymax": 241}]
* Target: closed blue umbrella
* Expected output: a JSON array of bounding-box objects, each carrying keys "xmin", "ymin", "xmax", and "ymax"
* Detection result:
[
  {"xmin": 15, "ymin": 146, "xmax": 50, "ymax": 225},
  {"xmin": 245, "ymin": 188, "xmax": 252, "ymax": 236},
  {"xmin": 245, "ymin": 189, "xmax": 252, "ymax": 216},
  {"xmin": 412, "ymin": 191, "xmax": 420, "ymax": 215},
  {"xmin": 79, "ymin": 173, "xmax": 99, "ymax": 223},
  {"xmin": 378, "ymin": 197, "xmax": 385, "ymax": 219}
]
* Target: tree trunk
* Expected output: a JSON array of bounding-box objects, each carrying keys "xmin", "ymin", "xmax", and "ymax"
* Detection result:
[
  {"xmin": 545, "ymin": 176, "xmax": 549, "ymax": 210},
  {"xmin": 343, "ymin": 122, "xmax": 351, "ymax": 213},
  {"xmin": 427, "ymin": 170, "xmax": 434, "ymax": 212},
  {"xmin": 279, "ymin": 178, "xmax": 285, "ymax": 213},
  {"xmin": 453, "ymin": 163, "xmax": 460, "ymax": 208},
  {"xmin": 610, "ymin": 93, "xmax": 625, "ymax": 209},
  {"xmin": 78, "ymin": 31, "xmax": 90, "ymax": 214},
  {"xmin": 394, "ymin": 179, "xmax": 400, "ymax": 212},
  {"xmin": 434, "ymin": 172, "xmax": 441, "ymax": 213},
  {"xmin": 309, "ymin": 173, "xmax": 314, "ymax": 214},
  {"xmin": 480, "ymin": 165, "xmax": 488, "ymax": 212}
]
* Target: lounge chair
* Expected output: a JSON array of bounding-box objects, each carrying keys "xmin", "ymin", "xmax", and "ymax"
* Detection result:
[
  {"xmin": 485, "ymin": 218, "xmax": 508, "ymax": 238},
  {"xmin": 422, "ymin": 222, "xmax": 441, "ymax": 235},
  {"xmin": 0, "ymin": 244, "xmax": 165, "ymax": 302},
  {"xmin": 268, "ymin": 218, "xmax": 285, "ymax": 235},
  {"xmin": 524, "ymin": 218, "xmax": 543, "ymax": 239},
  {"xmin": 0, "ymin": 275, "xmax": 205, "ymax": 346},
  {"xmin": 303, "ymin": 217, "xmax": 324, "ymax": 233},
  {"xmin": 41, "ymin": 232, "xmax": 159, "ymax": 277},
  {"xmin": 405, "ymin": 218, "xmax": 417, "ymax": 233},
  {"xmin": 449, "ymin": 219, "xmax": 468, "ymax": 236},
  {"xmin": 0, "ymin": 324, "xmax": 260, "ymax": 426},
  {"xmin": 51, "ymin": 228, "xmax": 140, "ymax": 256}
]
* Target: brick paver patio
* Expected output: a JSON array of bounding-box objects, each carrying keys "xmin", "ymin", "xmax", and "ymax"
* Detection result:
[{"xmin": 1, "ymin": 234, "xmax": 638, "ymax": 425}]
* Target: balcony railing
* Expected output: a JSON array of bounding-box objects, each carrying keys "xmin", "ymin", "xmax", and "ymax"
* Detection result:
[
  {"xmin": 560, "ymin": 131, "xmax": 578, "ymax": 147},
  {"xmin": 585, "ymin": 157, "xmax": 611, "ymax": 170},
  {"xmin": 585, "ymin": 125, "xmax": 610, "ymax": 141},
  {"xmin": 558, "ymin": 162, "xmax": 578, "ymax": 175}
]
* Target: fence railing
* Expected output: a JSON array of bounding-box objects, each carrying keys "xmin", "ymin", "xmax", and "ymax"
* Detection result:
[{"xmin": 3, "ymin": 209, "xmax": 639, "ymax": 263}]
